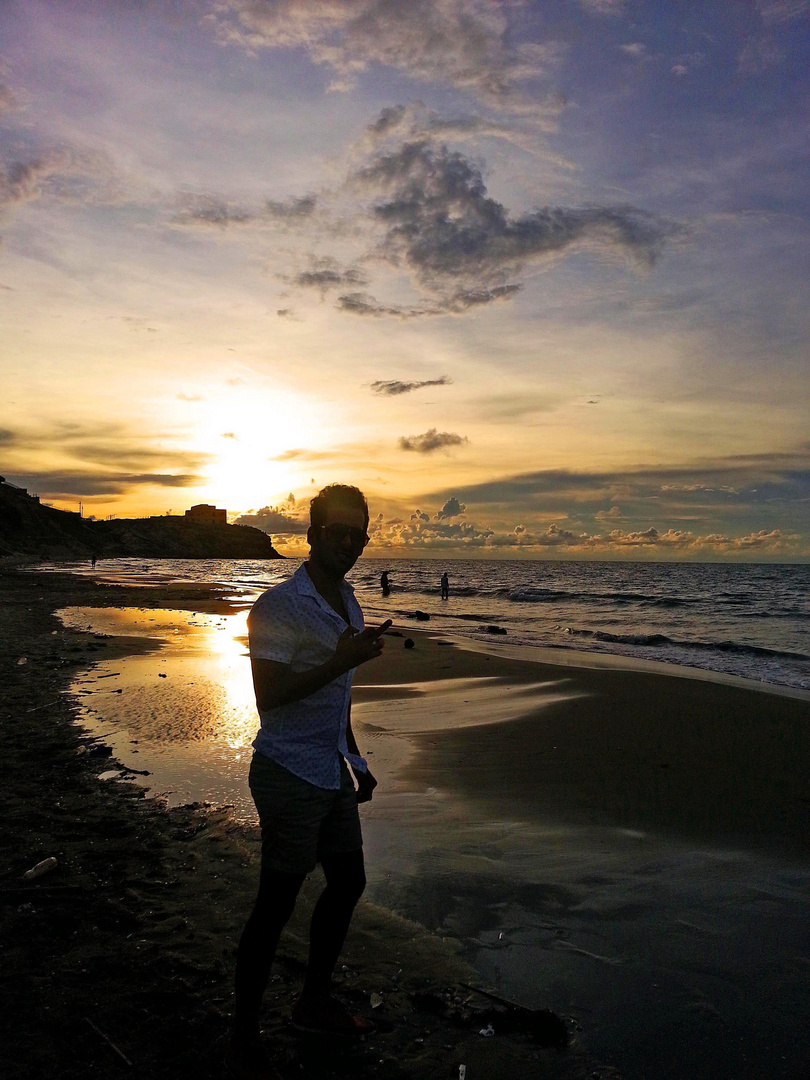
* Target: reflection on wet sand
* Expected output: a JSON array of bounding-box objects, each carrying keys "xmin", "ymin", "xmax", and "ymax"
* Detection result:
[{"xmin": 62, "ymin": 607, "xmax": 259, "ymax": 815}]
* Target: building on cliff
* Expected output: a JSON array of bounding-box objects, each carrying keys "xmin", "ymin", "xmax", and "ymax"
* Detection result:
[{"xmin": 184, "ymin": 504, "xmax": 227, "ymax": 526}]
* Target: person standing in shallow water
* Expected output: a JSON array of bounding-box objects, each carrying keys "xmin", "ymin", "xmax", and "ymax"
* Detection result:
[
  {"xmin": 380, "ymin": 569, "xmax": 390, "ymax": 594},
  {"xmin": 227, "ymin": 484, "xmax": 390, "ymax": 1080},
  {"xmin": 441, "ymin": 571, "xmax": 449, "ymax": 600}
]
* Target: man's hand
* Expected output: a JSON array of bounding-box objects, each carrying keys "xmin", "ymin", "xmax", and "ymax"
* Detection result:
[
  {"xmin": 355, "ymin": 767, "xmax": 378, "ymax": 803},
  {"xmin": 334, "ymin": 620, "xmax": 392, "ymax": 670}
]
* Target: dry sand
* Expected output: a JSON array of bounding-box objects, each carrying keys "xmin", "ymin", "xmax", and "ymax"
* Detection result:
[{"xmin": 3, "ymin": 567, "xmax": 810, "ymax": 1079}]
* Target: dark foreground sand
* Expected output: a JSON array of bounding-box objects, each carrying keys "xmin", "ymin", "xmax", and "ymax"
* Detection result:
[{"xmin": 3, "ymin": 567, "xmax": 810, "ymax": 1079}]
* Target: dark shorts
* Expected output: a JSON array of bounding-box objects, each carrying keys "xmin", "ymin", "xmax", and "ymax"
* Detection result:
[{"xmin": 249, "ymin": 752, "xmax": 363, "ymax": 876}]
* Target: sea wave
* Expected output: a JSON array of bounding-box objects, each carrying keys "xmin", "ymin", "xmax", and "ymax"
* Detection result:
[{"xmin": 561, "ymin": 627, "xmax": 810, "ymax": 663}]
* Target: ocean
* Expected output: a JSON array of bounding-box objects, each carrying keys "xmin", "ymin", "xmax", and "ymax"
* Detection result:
[{"xmin": 38, "ymin": 556, "xmax": 810, "ymax": 691}]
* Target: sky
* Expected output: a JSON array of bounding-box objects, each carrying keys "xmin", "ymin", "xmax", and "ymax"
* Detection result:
[{"xmin": 1, "ymin": 0, "xmax": 808, "ymax": 559}]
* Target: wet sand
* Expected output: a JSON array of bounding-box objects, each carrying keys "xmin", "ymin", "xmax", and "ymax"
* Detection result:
[
  {"xmin": 352, "ymin": 631, "xmax": 810, "ymax": 853},
  {"xmin": 3, "ymin": 567, "xmax": 810, "ymax": 1079}
]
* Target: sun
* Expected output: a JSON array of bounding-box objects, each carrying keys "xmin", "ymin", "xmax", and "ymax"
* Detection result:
[{"xmin": 193, "ymin": 386, "xmax": 323, "ymax": 513}]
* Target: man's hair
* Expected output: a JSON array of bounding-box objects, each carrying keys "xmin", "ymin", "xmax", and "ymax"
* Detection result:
[{"xmin": 310, "ymin": 484, "xmax": 369, "ymax": 529}]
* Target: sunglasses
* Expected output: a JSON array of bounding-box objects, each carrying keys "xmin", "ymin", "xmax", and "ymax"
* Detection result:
[{"xmin": 319, "ymin": 523, "xmax": 369, "ymax": 548}]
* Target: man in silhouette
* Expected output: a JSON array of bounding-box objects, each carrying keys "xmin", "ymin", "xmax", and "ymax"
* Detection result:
[
  {"xmin": 227, "ymin": 484, "xmax": 390, "ymax": 1080},
  {"xmin": 441, "ymin": 570, "xmax": 449, "ymax": 600}
]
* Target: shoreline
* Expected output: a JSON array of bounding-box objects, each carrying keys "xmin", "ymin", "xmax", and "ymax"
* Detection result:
[{"xmin": 20, "ymin": 556, "xmax": 810, "ymax": 697}]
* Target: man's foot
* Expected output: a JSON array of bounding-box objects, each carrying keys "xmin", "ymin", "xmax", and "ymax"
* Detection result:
[
  {"xmin": 290, "ymin": 994, "xmax": 376, "ymax": 1038},
  {"xmin": 224, "ymin": 1035, "xmax": 283, "ymax": 1080}
]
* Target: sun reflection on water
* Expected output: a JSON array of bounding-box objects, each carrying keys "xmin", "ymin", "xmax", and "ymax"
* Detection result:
[{"xmin": 59, "ymin": 606, "xmax": 261, "ymax": 816}]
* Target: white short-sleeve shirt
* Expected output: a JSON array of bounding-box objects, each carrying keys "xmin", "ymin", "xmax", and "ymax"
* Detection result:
[{"xmin": 248, "ymin": 563, "xmax": 367, "ymax": 790}]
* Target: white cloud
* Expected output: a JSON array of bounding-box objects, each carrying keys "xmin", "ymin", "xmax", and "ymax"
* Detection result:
[
  {"xmin": 363, "ymin": 514, "xmax": 802, "ymax": 556},
  {"xmin": 210, "ymin": 0, "xmax": 558, "ymax": 108}
]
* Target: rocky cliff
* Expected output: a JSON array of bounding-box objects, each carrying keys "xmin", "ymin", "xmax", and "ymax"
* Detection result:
[{"xmin": 0, "ymin": 481, "xmax": 284, "ymax": 559}]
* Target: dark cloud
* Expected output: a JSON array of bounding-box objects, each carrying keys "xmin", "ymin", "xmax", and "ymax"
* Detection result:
[
  {"xmin": 437, "ymin": 497, "xmax": 466, "ymax": 518},
  {"xmin": 265, "ymin": 194, "xmax": 317, "ymax": 218},
  {"xmin": 171, "ymin": 192, "xmax": 318, "ymax": 231},
  {"xmin": 370, "ymin": 376, "xmax": 452, "ymax": 396},
  {"xmin": 337, "ymin": 284, "xmax": 520, "ymax": 319},
  {"xmin": 69, "ymin": 444, "xmax": 211, "ymax": 472},
  {"xmin": 369, "ymin": 105, "xmax": 409, "ymax": 139},
  {"xmin": 6, "ymin": 471, "xmax": 203, "ymax": 497},
  {"xmin": 212, "ymin": 0, "xmax": 556, "ymax": 106},
  {"xmin": 295, "ymin": 257, "xmax": 368, "ymax": 291},
  {"xmin": 442, "ymin": 285, "xmax": 522, "ymax": 309},
  {"xmin": 398, "ymin": 429, "xmax": 469, "ymax": 453},
  {"xmin": 336, "ymin": 292, "xmax": 416, "ymax": 318},
  {"xmin": 0, "ymin": 146, "xmax": 127, "ymax": 216},
  {"xmin": 425, "ymin": 459, "xmax": 810, "ymax": 507},
  {"xmin": 3, "ymin": 422, "xmax": 211, "ymax": 475},
  {"xmin": 171, "ymin": 194, "xmax": 254, "ymax": 229},
  {"xmin": 356, "ymin": 141, "xmax": 674, "ymax": 301},
  {"xmin": 0, "ymin": 156, "xmax": 63, "ymax": 217},
  {"xmin": 129, "ymin": 473, "xmax": 201, "ymax": 487}
]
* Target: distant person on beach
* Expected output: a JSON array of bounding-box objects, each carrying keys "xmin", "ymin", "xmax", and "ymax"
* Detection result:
[
  {"xmin": 90, "ymin": 554, "xmax": 97, "ymax": 568},
  {"xmin": 380, "ymin": 570, "xmax": 390, "ymax": 594},
  {"xmin": 228, "ymin": 484, "xmax": 390, "ymax": 1080},
  {"xmin": 441, "ymin": 571, "xmax": 449, "ymax": 600}
]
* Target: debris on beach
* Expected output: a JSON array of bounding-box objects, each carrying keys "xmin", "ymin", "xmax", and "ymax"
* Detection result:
[
  {"xmin": 460, "ymin": 984, "xmax": 569, "ymax": 1047},
  {"xmin": 484, "ymin": 625, "xmax": 507, "ymax": 634},
  {"xmin": 404, "ymin": 638, "xmax": 415, "ymax": 649},
  {"xmin": 479, "ymin": 1023, "xmax": 495, "ymax": 1037},
  {"xmin": 22, "ymin": 856, "xmax": 58, "ymax": 881}
]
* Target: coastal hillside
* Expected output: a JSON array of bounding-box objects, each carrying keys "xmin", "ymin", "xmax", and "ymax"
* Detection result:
[{"xmin": 0, "ymin": 480, "xmax": 283, "ymax": 559}]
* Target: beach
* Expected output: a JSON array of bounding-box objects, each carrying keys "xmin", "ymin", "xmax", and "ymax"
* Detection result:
[{"xmin": 3, "ymin": 566, "xmax": 810, "ymax": 1079}]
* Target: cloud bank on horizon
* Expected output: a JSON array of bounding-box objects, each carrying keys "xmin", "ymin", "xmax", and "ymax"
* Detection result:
[{"xmin": 0, "ymin": 0, "xmax": 808, "ymax": 557}]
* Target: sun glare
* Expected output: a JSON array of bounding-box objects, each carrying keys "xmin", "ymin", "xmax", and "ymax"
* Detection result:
[{"xmin": 194, "ymin": 387, "xmax": 322, "ymax": 512}]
